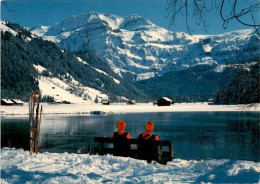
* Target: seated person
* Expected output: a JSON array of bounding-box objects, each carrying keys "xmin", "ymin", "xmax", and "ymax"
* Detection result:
[
  {"xmin": 112, "ymin": 120, "xmax": 131, "ymax": 156},
  {"xmin": 137, "ymin": 121, "xmax": 159, "ymax": 162}
]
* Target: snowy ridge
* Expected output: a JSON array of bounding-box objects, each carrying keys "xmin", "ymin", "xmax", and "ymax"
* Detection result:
[
  {"xmin": 0, "ymin": 21, "xmax": 17, "ymax": 36},
  {"xmin": 31, "ymin": 12, "xmax": 259, "ymax": 81},
  {"xmin": 1, "ymin": 148, "xmax": 259, "ymax": 183},
  {"xmin": 1, "ymin": 21, "xmax": 32, "ymax": 42}
]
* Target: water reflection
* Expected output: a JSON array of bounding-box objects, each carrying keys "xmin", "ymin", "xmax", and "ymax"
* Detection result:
[
  {"xmin": 1, "ymin": 111, "xmax": 259, "ymax": 161},
  {"xmin": 1, "ymin": 117, "xmax": 30, "ymax": 150}
]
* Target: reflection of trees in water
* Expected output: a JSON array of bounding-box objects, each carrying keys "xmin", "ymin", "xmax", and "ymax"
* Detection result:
[
  {"xmin": 1, "ymin": 118, "xmax": 29, "ymax": 150},
  {"xmin": 227, "ymin": 112, "xmax": 259, "ymax": 133},
  {"xmin": 222, "ymin": 112, "xmax": 259, "ymax": 161}
]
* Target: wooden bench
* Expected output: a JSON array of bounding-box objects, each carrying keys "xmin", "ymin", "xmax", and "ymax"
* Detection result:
[{"xmin": 93, "ymin": 137, "xmax": 174, "ymax": 165}]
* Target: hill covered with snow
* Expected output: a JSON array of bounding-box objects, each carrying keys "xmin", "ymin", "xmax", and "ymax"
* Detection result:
[{"xmin": 31, "ymin": 12, "xmax": 260, "ymax": 81}]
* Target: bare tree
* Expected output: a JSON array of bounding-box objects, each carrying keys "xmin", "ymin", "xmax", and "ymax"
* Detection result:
[{"xmin": 166, "ymin": 0, "xmax": 260, "ymax": 34}]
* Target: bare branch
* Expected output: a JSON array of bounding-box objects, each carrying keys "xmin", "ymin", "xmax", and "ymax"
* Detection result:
[
  {"xmin": 233, "ymin": 0, "xmax": 260, "ymax": 27},
  {"xmin": 2, "ymin": 0, "xmax": 14, "ymax": 12},
  {"xmin": 167, "ymin": 0, "xmax": 260, "ymax": 34}
]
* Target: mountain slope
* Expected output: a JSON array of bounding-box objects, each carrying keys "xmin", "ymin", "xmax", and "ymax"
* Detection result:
[
  {"xmin": 1, "ymin": 21, "xmax": 145, "ymax": 101},
  {"xmin": 135, "ymin": 64, "xmax": 244, "ymax": 100},
  {"xmin": 31, "ymin": 12, "xmax": 259, "ymax": 81}
]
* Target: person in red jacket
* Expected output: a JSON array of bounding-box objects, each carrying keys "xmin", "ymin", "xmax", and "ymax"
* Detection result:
[
  {"xmin": 137, "ymin": 121, "xmax": 159, "ymax": 141},
  {"xmin": 137, "ymin": 121, "xmax": 159, "ymax": 162},
  {"xmin": 112, "ymin": 120, "xmax": 131, "ymax": 156}
]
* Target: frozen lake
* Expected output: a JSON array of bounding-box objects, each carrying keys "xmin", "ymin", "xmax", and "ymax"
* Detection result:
[{"xmin": 1, "ymin": 111, "xmax": 259, "ymax": 161}]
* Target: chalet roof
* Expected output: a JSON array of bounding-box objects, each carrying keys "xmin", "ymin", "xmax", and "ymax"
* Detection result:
[
  {"xmin": 101, "ymin": 100, "xmax": 110, "ymax": 102},
  {"xmin": 1, "ymin": 99, "xmax": 14, "ymax": 104},
  {"xmin": 129, "ymin": 100, "xmax": 136, "ymax": 102},
  {"xmin": 160, "ymin": 97, "xmax": 172, "ymax": 102},
  {"xmin": 12, "ymin": 99, "xmax": 24, "ymax": 104},
  {"xmin": 54, "ymin": 99, "xmax": 62, "ymax": 103}
]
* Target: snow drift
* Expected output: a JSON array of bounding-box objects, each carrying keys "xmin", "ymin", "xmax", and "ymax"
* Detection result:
[{"xmin": 1, "ymin": 148, "xmax": 259, "ymax": 183}]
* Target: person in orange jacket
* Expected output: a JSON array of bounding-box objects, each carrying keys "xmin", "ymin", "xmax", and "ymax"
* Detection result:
[
  {"xmin": 112, "ymin": 120, "xmax": 131, "ymax": 156},
  {"xmin": 137, "ymin": 121, "xmax": 159, "ymax": 162},
  {"xmin": 137, "ymin": 121, "xmax": 159, "ymax": 141}
]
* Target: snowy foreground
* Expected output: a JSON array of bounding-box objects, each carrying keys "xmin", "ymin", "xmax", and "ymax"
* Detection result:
[
  {"xmin": 1, "ymin": 148, "xmax": 259, "ymax": 184},
  {"xmin": 1, "ymin": 103, "xmax": 259, "ymax": 116}
]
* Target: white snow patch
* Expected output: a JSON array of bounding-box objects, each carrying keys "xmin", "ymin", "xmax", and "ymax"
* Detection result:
[
  {"xmin": 203, "ymin": 44, "xmax": 212, "ymax": 52},
  {"xmin": 36, "ymin": 75, "xmax": 109, "ymax": 104},
  {"xmin": 33, "ymin": 64, "xmax": 46, "ymax": 74},
  {"xmin": 145, "ymin": 56, "xmax": 157, "ymax": 61},
  {"xmin": 76, "ymin": 57, "xmax": 88, "ymax": 65},
  {"xmin": 38, "ymin": 76, "xmax": 84, "ymax": 103},
  {"xmin": 99, "ymin": 14, "xmax": 124, "ymax": 30},
  {"xmin": 31, "ymin": 26, "xmax": 49, "ymax": 36},
  {"xmin": 137, "ymin": 72, "xmax": 157, "ymax": 81},
  {"xmin": 60, "ymin": 31, "xmax": 72, "ymax": 38},
  {"xmin": 213, "ymin": 65, "xmax": 228, "ymax": 73},
  {"xmin": 198, "ymin": 57, "xmax": 218, "ymax": 66},
  {"xmin": 42, "ymin": 36, "xmax": 59, "ymax": 43},
  {"xmin": 0, "ymin": 21, "xmax": 17, "ymax": 36}
]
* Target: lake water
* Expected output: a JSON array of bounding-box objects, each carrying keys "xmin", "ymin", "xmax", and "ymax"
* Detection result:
[{"xmin": 1, "ymin": 111, "xmax": 259, "ymax": 161}]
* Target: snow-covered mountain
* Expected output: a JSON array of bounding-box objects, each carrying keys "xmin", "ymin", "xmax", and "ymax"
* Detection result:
[{"xmin": 31, "ymin": 12, "xmax": 259, "ymax": 81}]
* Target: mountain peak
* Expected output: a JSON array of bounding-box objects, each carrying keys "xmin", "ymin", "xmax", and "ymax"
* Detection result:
[{"xmin": 121, "ymin": 14, "xmax": 154, "ymax": 30}]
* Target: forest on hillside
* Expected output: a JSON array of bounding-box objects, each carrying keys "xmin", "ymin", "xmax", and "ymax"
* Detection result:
[{"xmin": 1, "ymin": 22, "xmax": 145, "ymax": 101}]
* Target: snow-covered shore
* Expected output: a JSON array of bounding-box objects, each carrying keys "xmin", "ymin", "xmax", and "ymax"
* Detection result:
[
  {"xmin": 1, "ymin": 148, "xmax": 259, "ymax": 184},
  {"xmin": 1, "ymin": 103, "xmax": 259, "ymax": 116}
]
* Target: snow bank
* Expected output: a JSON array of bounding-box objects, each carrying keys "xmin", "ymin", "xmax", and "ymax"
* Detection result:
[
  {"xmin": 1, "ymin": 103, "xmax": 259, "ymax": 116},
  {"xmin": 1, "ymin": 148, "xmax": 259, "ymax": 184}
]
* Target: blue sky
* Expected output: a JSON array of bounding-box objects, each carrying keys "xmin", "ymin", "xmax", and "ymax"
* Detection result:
[{"xmin": 1, "ymin": 0, "xmax": 259, "ymax": 34}]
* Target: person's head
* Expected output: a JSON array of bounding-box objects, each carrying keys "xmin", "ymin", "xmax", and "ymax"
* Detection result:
[
  {"xmin": 145, "ymin": 121, "xmax": 154, "ymax": 132},
  {"xmin": 116, "ymin": 120, "xmax": 126, "ymax": 131}
]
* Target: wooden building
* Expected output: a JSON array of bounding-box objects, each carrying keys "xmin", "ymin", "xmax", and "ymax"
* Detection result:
[
  {"xmin": 157, "ymin": 97, "xmax": 173, "ymax": 106},
  {"xmin": 128, "ymin": 100, "xmax": 136, "ymax": 105},
  {"xmin": 208, "ymin": 99, "xmax": 214, "ymax": 105},
  {"xmin": 11, "ymin": 99, "xmax": 24, "ymax": 106},
  {"xmin": 1, "ymin": 99, "xmax": 14, "ymax": 105},
  {"xmin": 101, "ymin": 100, "xmax": 110, "ymax": 105}
]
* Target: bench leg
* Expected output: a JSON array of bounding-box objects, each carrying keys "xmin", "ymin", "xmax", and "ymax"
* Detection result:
[
  {"xmin": 98, "ymin": 142, "xmax": 104, "ymax": 155},
  {"xmin": 88, "ymin": 145, "xmax": 92, "ymax": 155}
]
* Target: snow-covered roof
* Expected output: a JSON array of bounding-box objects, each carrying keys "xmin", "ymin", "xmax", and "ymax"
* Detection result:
[
  {"xmin": 11, "ymin": 99, "xmax": 24, "ymax": 104},
  {"xmin": 160, "ymin": 97, "xmax": 172, "ymax": 102},
  {"xmin": 1, "ymin": 99, "xmax": 14, "ymax": 104}
]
